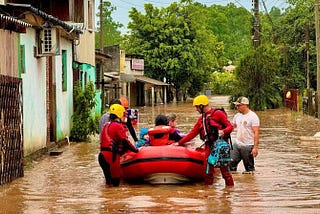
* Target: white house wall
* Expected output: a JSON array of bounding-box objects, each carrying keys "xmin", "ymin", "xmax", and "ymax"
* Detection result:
[
  {"xmin": 20, "ymin": 28, "xmax": 74, "ymax": 155},
  {"xmin": 54, "ymin": 38, "xmax": 73, "ymax": 140},
  {"xmin": 20, "ymin": 28, "xmax": 47, "ymax": 156}
]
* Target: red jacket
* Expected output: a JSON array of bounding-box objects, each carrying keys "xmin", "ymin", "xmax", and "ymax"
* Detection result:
[
  {"xmin": 178, "ymin": 108, "xmax": 233, "ymax": 146},
  {"xmin": 100, "ymin": 121, "xmax": 138, "ymax": 155}
]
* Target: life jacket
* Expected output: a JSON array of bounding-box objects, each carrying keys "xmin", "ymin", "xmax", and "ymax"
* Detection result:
[
  {"xmin": 100, "ymin": 122, "xmax": 113, "ymax": 150},
  {"xmin": 148, "ymin": 125, "xmax": 175, "ymax": 146},
  {"xmin": 100, "ymin": 122, "xmax": 128, "ymax": 161},
  {"xmin": 200, "ymin": 112, "xmax": 219, "ymax": 143},
  {"xmin": 202, "ymin": 108, "xmax": 233, "ymax": 148},
  {"xmin": 201, "ymin": 108, "xmax": 227, "ymax": 144}
]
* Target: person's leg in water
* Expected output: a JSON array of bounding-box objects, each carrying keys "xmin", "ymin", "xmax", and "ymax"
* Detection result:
[
  {"xmin": 230, "ymin": 142, "xmax": 241, "ymax": 171},
  {"xmin": 220, "ymin": 166, "xmax": 234, "ymax": 186},
  {"xmin": 204, "ymin": 164, "xmax": 215, "ymax": 185},
  {"xmin": 111, "ymin": 178, "xmax": 121, "ymax": 187},
  {"xmin": 98, "ymin": 153, "xmax": 112, "ymax": 186},
  {"xmin": 242, "ymin": 145, "xmax": 255, "ymax": 173}
]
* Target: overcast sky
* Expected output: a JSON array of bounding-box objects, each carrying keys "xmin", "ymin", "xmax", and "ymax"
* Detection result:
[{"xmin": 94, "ymin": 0, "xmax": 289, "ymax": 34}]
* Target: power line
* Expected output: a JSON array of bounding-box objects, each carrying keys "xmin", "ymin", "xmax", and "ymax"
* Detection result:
[{"xmin": 117, "ymin": 0, "xmax": 144, "ymax": 8}]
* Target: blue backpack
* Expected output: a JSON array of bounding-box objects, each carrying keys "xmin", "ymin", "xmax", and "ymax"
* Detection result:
[{"xmin": 206, "ymin": 137, "xmax": 231, "ymax": 173}]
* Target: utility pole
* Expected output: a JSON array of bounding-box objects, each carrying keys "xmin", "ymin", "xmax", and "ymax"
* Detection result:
[
  {"xmin": 100, "ymin": 0, "xmax": 104, "ymax": 52},
  {"xmin": 315, "ymin": 0, "xmax": 320, "ymax": 117},
  {"xmin": 306, "ymin": 21, "xmax": 314, "ymax": 115},
  {"xmin": 253, "ymin": 0, "xmax": 260, "ymax": 48},
  {"xmin": 306, "ymin": 22, "xmax": 310, "ymax": 90},
  {"xmin": 100, "ymin": 0, "xmax": 106, "ymax": 113}
]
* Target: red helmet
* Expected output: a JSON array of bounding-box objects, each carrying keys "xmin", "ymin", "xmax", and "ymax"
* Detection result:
[{"xmin": 119, "ymin": 97, "xmax": 129, "ymax": 108}]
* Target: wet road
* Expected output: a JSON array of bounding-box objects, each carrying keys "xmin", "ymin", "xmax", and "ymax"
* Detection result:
[{"xmin": 1, "ymin": 96, "xmax": 320, "ymax": 213}]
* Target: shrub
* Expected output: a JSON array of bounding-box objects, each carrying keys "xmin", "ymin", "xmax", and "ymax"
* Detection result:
[{"xmin": 70, "ymin": 81, "xmax": 97, "ymax": 141}]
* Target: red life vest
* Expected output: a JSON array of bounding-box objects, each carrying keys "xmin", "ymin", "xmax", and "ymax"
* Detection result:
[
  {"xmin": 100, "ymin": 122, "xmax": 127, "ymax": 160},
  {"xmin": 100, "ymin": 122, "xmax": 113, "ymax": 150},
  {"xmin": 148, "ymin": 125, "xmax": 175, "ymax": 146}
]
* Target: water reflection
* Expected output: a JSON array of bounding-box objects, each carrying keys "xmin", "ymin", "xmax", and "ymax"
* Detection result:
[{"xmin": 1, "ymin": 96, "xmax": 320, "ymax": 213}]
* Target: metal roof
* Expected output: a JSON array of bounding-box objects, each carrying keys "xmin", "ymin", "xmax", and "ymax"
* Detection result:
[
  {"xmin": 0, "ymin": 13, "xmax": 32, "ymax": 28},
  {"xmin": 3, "ymin": 3, "xmax": 83, "ymax": 34}
]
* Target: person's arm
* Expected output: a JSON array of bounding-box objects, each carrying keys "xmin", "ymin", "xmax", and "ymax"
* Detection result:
[
  {"xmin": 169, "ymin": 128, "xmax": 183, "ymax": 142},
  {"xmin": 123, "ymin": 139, "xmax": 139, "ymax": 153},
  {"xmin": 251, "ymin": 113, "xmax": 260, "ymax": 157},
  {"xmin": 178, "ymin": 117, "xmax": 202, "ymax": 146},
  {"xmin": 232, "ymin": 113, "xmax": 238, "ymax": 129},
  {"xmin": 251, "ymin": 126, "xmax": 259, "ymax": 157},
  {"xmin": 126, "ymin": 116, "xmax": 138, "ymax": 142},
  {"xmin": 117, "ymin": 123, "xmax": 139, "ymax": 153},
  {"xmin": 215, "ymin": 110, "xmax": 233, "ymax": 135}
]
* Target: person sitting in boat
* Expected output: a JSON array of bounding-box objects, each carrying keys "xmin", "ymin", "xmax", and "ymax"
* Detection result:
[
  {"xmin": 167, "ymin": 113, "xmax": 188, "ymax": 137},
  {"xmin": 167, "ymin": 113, "xmax": 181, "ymax": 134},
  {"xmin": 99, "ymin": 104, "xmax": 139, "ymax": 187},
  {"xmin": 148, "ymin": 114, "xmax": 182, "ymax": 146},
  {"xmin": 135, "ymin": 127, "xmax": 150, "ymax": 148}
]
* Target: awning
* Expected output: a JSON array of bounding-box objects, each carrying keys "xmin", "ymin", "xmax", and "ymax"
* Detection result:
[
  {"xmin": 104, "ymin": 73, "xmax": 119, "ymax": 79},
  {"xmin": 95, "ymin": 50, "xmax": 112, "ymax": 60},
  {"xmin": 134, "ymin": 75, "xmax": 170, "ymax": 86}
]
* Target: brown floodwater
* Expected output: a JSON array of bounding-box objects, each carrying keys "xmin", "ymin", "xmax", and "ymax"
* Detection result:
[{"xmin": 1, "ymin": 96, "xmax": 320, "ymax": 213}]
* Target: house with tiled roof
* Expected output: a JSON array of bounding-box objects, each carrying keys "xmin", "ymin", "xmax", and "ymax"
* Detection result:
[{"xmin": 0, "ymin": 0, "xmax": 96, "ymax": 156}]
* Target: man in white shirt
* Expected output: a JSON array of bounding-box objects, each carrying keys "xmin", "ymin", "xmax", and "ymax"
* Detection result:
[{"xmin": 230, "ymin": 97, "xmax": 260, "ymax": 174}]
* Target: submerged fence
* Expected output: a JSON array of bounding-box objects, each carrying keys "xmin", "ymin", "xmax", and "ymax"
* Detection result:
[{"xmin": 0, "ymin": 74, "xmax": 23, "ymax": 185}]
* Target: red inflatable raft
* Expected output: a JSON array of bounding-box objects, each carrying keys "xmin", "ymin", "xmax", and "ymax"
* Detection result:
[{"xmin": 120, "ymin": 145, "xmax": 206, "ymax": 184}]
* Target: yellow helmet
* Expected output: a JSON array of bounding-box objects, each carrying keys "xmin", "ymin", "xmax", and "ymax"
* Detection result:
[
  {"xmin": 193, "ymin": 95, "xmax": 209, "ymax": 106},
  {"xmin": 109, "ymin": 104, "xmax": 125, "ymax": 118}
]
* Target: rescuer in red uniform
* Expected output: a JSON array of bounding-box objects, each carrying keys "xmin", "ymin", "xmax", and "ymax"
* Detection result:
[
  {"xmin": 99, "ymin": 104, "xmax": 139, "ymax": 187},
  {"xmin": 178, "ymin": 95, "xmax": 234, "ymax": 187}
]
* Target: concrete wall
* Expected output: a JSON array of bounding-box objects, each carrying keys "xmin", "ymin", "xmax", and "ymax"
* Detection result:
[
  {"xmin": 20, "ymin": 28, "xmax": 74, "ymax": 155},
  {"xmin": 76, "ymin": 30, "xmax": 95, "ymax": 66},
  {"xmin": 75, "ymin": 0, "xmax": 95, "ymax": 66},
  {"xmin": 20, "ymin": 28, "xmax": 47, "ymax": 155},
  {"xmin": 54, "ymin": 38, "xmax": 74, "ymax": 141}
]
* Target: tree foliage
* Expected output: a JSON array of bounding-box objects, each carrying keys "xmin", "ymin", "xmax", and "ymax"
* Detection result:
[
  {"xmin": 95, "ymin": 1, "xmax": 123, "ymax": 48},
  {"xmin": 206, "ymin": 3, "xmax": 252, "ymax": 64},
  {"xmin": 232, "ymin": 44, "xmax": 282, "ymax": 110},
  {"xmin": 210, "ymin": 71, "xmax": 236, "ymax": 95},
  {"xmin": 261, "ymin": 0, "xmax": 315, "ymax": 91},
  {"xmin": 122, "ymin": 0, "xmax": 223, "ymax": 99},
  {"xmin": 99, "ymin": 0, "xmax": 318, "ymax": 110},
  {"xmin": 229, "ymin": 0, "xmax": 317, "ymax": 110},
  {"xmin": 71, "ymin": 81, "xmax": 98, "ymax": 141}
]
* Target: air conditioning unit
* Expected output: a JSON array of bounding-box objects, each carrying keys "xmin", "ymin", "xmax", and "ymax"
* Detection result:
[{"xmin": 36, "ymin": 28, "xmax": 60, "ymax": 56}]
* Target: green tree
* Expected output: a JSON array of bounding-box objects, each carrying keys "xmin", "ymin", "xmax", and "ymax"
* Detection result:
[
  {"xmin": 265, "ymin": 1, "xmax": 315, "ymax": 91},
  {"xmin": 71, "ymin": 81, "xmax": 97, "ymax": 141},
  {"xmin": 95, "ymin": 1, "xmax": 123, "ymax": 48},
  {"xmin": 123, "ymin": 0, "xmax": 223, "ymax": 99},
  {"xmin": 232, "ymin": 44, "xmax": 282, "ymax": 110},
  {"xmin": 206, "ymin": 3, "xmax": 252, "ymax": 64},
  {"xmin": 210, "ymin": 71, "xmax": 236, "ymax": 95}
]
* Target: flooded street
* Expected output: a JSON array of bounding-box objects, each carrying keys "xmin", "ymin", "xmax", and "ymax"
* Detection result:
[{"xmin": 1, "ymin": 96, "xmax": 320, "ymax": 213}]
